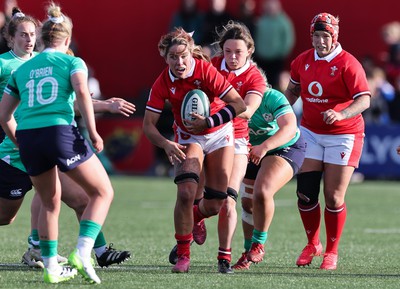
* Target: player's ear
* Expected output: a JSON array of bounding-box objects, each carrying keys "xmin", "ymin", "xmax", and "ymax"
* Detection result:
[{"xmin": 64, "ymin": 37, "xmax": 70, "ymax": 48}]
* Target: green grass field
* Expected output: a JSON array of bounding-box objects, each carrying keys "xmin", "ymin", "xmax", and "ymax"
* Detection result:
[{"xmin": 1, "ymin": 176, "xmax": 400, "ymax": 288}]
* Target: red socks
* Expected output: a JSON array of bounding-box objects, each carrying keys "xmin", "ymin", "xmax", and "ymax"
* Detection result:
[
  {"xmin": 324, "ymin": 203, "xmax": 347, "ymax": 254},
  {"xmin": 218, "ymin": 247, "xmax": 231, "ymax": 262},
  {"xmin": 298, "ymin": 202, "xmax": 321, "ymax": 246},
  {"xmin": 299, "ymin": 201, "xmax": 347, "ymax": 254},
  {"xmin": 175, "ymin": 233, "xmax": 192, "ymax": 258}
]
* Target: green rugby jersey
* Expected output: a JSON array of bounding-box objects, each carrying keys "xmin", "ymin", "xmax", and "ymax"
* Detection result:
[
  {"xmin": 0, "ymin": 50, "xmax": 39, "ymax": 93},
  {"xmin": 0, "ymin": 50, "xmax": 38, "ymax": 172},
  {"xmin": 249, "ymin": 88, "xmax": 300, "ymax": 151},
  {"xmin": 5, "ymin": 48, "xmax": 88, "ymax": 130}
]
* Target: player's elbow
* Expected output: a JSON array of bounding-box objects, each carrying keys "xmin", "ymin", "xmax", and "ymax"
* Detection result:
[{"xmin": 236, "ymin": 101, "xmax": 247, "ymax": 115}]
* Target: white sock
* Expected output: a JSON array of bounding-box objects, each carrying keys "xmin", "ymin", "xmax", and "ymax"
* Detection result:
[
  {"xmin": 76, "ymin": 237, "xmax": 95, "ymax": 259},
  {"xmin": 43, "ymin": 256, "xmax": 59, "ymax": 271},
  {"xmin": 31, "ymin": 240, "xmax": 40, "ymax": 248},
  {"xmin": 94, "ymin": 245, "xmax": 107, "ymax": 257}
]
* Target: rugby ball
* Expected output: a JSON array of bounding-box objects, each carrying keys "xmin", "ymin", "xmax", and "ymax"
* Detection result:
[{"xmin": 181, "ymin": 89, "xmax": 210, "ymax": 126}]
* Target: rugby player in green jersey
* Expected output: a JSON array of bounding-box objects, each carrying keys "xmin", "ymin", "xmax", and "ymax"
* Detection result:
[
  {"xmin": 0, "ymin": 3, "xmax": 133, "ymax": 284},
  {"xmin": 233, "ymin": 88, "xmax": 305, "ymax": 269}
]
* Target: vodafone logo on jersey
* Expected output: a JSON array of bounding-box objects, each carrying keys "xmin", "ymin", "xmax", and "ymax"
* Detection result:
[
  {"xmin": 305, "ymin": 81, "xmax": 328, "ymax": 103},
  {"xmin": 308, "ymin": 81, "xmax": 323, "ymax": 97}
]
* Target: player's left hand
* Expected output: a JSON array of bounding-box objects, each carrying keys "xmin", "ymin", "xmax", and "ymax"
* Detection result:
[
  {"xmin": 106, "ymin": 97, "xmax": 136, "ymax": 117},
  {"xmin": 249, "ymin": 145, "xmax": 267, "ymax": 166},
  {"xmin": 184, "ymin": 113, "xmax": 207, "ymax": 134},
  {"xmin": 321, "ymin": 109, "xmax": 344, "ymax": 124}
]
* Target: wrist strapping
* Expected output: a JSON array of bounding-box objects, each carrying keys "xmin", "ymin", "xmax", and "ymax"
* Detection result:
[{"xmin": 206, "ymin": 105, "xmax": 236, "ymax": 128}]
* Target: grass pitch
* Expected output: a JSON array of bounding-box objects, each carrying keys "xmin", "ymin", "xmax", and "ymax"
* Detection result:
[{"xmin": 0, "ymin": 176, "xmax": 399, "ymax": 288}]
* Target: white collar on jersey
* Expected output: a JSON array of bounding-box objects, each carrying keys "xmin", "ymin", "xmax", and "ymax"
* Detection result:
[
  {"xmin": 42, "ymin": 48, "xmax": 57, "ymax": 53},
  {"xmin": 9, "ymin": 50, "xmax": 34, "ymax": 61},
  {"xmin": 221, "ymin": 58, "xmax": 250, "ymax": 76},
  {"xmin": 314, "ymin": 43, "xmax": 343, "ymax": 62},
  {"xmin": 168, "ymin": 57, "xmax": 196, "ymax": 82}
]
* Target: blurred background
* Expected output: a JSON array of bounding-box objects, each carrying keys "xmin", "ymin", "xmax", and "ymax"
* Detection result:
[{"xmin": 2, "ymin": 0, "xmax": 400, "ymax": 179}]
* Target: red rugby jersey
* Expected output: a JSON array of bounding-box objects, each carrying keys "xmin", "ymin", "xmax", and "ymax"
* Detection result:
[
  {"xmin": 212, "ymin": 56, "xmax": 266, "ymax": 139},
  {"xmin": 146, "ymin": 58, "xmax": 233, "ymax": 135},
  {"xmin": 290, "ymin": 44, "xmax": 371, "ymax": 134}
]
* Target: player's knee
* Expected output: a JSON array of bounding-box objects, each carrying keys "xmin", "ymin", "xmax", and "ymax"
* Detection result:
[
  {"xmin": 174, "ymin": 172, "xmax": 199, "ymax": 184},
  {"xmin": 62, "ymin": 195, "xmax": 87, "ymax": 216},
  {"xmin": 220, "ymin": 196, "xmax": 237, "ymax": 217},
  {"xmin": 325, "ymin": 195, "xmax": 345, "ymax": 209},
  {"xmin": 175, "ymin": 172, "xmax": 200, "ymax": 205},
  {"xmin": 203, "ymin": 186, "xmax": 227, "ymax": 216},
  {"xmin": 204, "ymin": 186, "xmax": 227, "ymax": 200},
  {"xmin": 227, "ymin": 187, "xmax": 238, "ymax": 202},
  {"xmin": 296, "ymin": 171, "xmax": 322, "ymax": 206}
]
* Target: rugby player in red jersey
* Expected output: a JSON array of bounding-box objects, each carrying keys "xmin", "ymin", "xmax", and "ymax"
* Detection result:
[
  {"xmin": 284, "ymin": 12, "xmax": 371, "ymax": 270},
  {"xmin": 143, "ymin": 27, "xmax": 246, "ymax": 273}
]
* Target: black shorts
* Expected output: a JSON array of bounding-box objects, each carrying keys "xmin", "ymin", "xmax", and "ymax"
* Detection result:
[
  {"xmin": 0, "ymin": 160, "xmax": 32, "ymax": 200},
  {"xmin": 245, "ymin": 134, "xmax": 306, "ymax": 180},
  {"xmin": 16, "ymin": 125, "xmax": 94, "ymax": 176}
]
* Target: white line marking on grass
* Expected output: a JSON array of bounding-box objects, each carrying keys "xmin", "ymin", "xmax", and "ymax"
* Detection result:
[
  {"xmin": 0, "ymin": 263, "xmax": 25, "ymax": 267},
  {"xmin": 0, "ymin": 263, "xmax": 164, "ymax": 271},
  {"xmin": 365, "ymin": 228, "xmax": 400, "ymax": 234}
]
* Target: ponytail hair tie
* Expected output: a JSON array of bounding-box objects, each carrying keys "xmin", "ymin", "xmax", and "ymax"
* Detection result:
[
  {"xmin": 13, "ymin": 12, "xmax": 25, "ymax": 18},
  {"xmin": 48, "ymin": 15, "xmax": 64, "ymax": 24}
]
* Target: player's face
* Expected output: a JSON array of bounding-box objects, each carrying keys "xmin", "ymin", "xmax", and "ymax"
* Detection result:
[
  {"xmin": 166, "ymin": 44, "xmax": 193, "ymax": 79},
  {"xmin": 12, "ymin": 21, "xmax": 36, "ymax": 58},
  {"xmin": 312, "ymin": 30, "xmax": 333, "ymax": 57},
  {"xmin": 223, "ymin": 39, "xmax": 251, "ymax": 71}
]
